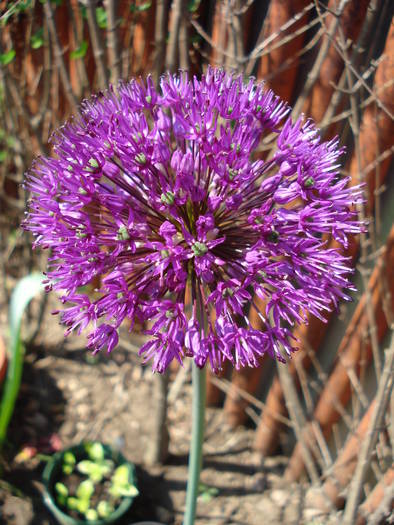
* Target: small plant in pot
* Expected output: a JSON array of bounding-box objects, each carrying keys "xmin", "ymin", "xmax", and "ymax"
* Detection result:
[{"xmin": 43, "ymin": 442, "xmax": 138, "ymax": 524}]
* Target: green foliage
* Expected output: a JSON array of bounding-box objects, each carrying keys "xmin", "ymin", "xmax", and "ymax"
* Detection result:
[
  {"xmin": 39, "ymin": 0, "xmax": 63, "ymax": 5},
  {"xmin": 77, "ymin": 459, "xmax": 112, "ymax": 483},
  {"xmin": 198, "ymin": 482, "xmax": 219, "ymax": 503},
  {"xmin": 62, "ymin": 451, "xmax": 76, "ymax": 474},
  {"xmin": 85, "ymin": 509, "xmax": 98, "ymax": 521},
  {"xmin": 66, "ymin": 496, "xmax": 79, "ymax": 511},
  {"xmin": 86, "ymin": 441, "xmax": 105, "ymax": 462},
  {"xmin": 76, "ymin": 479, "xmax": 94, "ymax": 500},
  {"xmin": 97, "ymin": 500, "xmax": 114, "ymax": 518},
  {"xmin": 130, "ymin": 2, "xmax": 152, "ymax": 12},
  {"xmin": 188, "ymin": 0, "xmax": 201, "ymax": 12},
  {"xmin": 55, "ymin": 482, "xmax": 68, "ymax": 497},
  {"xmin": 0, "ymin": 49, "xmax": 16, "ymax": 66},
  {"xmin": 109, "ymin": 464, "xmax": 139, "ymax": 498},
  {"xmin": 54, "ymin": 443, "xmax": 138, "ymax": 520},
  {"xmin": 55, "ymin": 482, "xmax": 68, "ymax": 506},
  {"xmin": 0, "ymin": 274, "xmax": 44, "ymax": 448},
  {"xmin": 1, "ymin": 1, "xmax": 32, "ymax": 25},
  {"xmin": 76, "ymin": 497, "xmax": 89, "ymax": 514},
  {"xmin": 0, "ymin": 128, "xmax": 17, "ymax": 163},
  {"xmin": 63, "ymin": 451, "xmax": 76, "ymax": 466},
  {"xmin": 70, "ymin": 40, "xmax": 88, "ymax": 60},
  {"xmin": 77, "ymin": 443, "xmax": 113, "ymax": 483},
  {"xmin": 31, "ymin": 28, "xmax": 45, "ymax": 49},
  {"xmin": 95, "ymin": 7, "xmax": 107, "ymax": 29}
]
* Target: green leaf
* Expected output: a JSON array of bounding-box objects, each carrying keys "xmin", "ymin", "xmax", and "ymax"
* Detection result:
[
  {"xmin": 112, "ymin": 464, "xmax": 130, "ymax": 484},
  {"xmin": 62, "ymin": 464, "xmax": 73, "ymax": 475},
  {"xmin": 6, "ymin": 136, "xmax": 16, "ymax": 148},
  {"xmin": 67, "ymin": 497, "xmax": 79, "ymax": 510},
  {"xmin": 114, "ymin": 483, "xmax": 139, "ymax": 497},
  {"xmin": 109, "ymin": 482, "xmax": 138, "ymax": 498},
  {"xmin": 77, "ymin": 498, "xmax": 89, "ymax": 513},
  {"xmin": 55, "ymin": 482, "xmax": 68, "ymax": 497},
  {"xmin": 95, "ymin": 7, "xmax": 107, "ymax": 29},
  {"xmin": 1, "ymin": 1, "xmax": 32, "ymax": 26},
  {"xmin": 77, "ymin": 458, "xmax": 112, "ymax": 483},
  {"xmin": 0, "ymin": 274, "xmax": 44, "ymax": 448},
  {"xmin": 97, "ymin": 500, "xmax": 114, "ymax": 518},
  {"xmin": 76, "ymin": 460, "xmax": 95, "ymax": 475},
  {"xmin": 130, "ymin": 2, "xmax": 152, "ymax": 12},
  {"xmin": 57, "ymin": 494, "xmax": 66, "ymax": 506},
  {"xmin": 198, "ymin": 482, "xmax": 219, "ymax": 503},
  {"xmin": 31, "ymin": 28, "xmax": 44, "ymax": 49},
  {"xmin": 76, "ymin": 479, "xmax": 94, "ymax": 500},
  {"xmin": 70, "ymin": 40, "xmax": 88, "ymax": 60},
  {"xmin": 85, "ymin": 509, "xmax": 98, "ymax": 521},
  {"xmin": 87, "ymin": 442, "xmax": 105, "ymax": 461},
  {"xmin": 0, "ymin": 49, "xmax": 16, "ymax": 66},
  {"xmin": 0, "ymin": 151, "xmax": 7, "ymax": 163},
  {"xmin": 188, "ymin": 0, "xmax": 201, "ymax": 12},
  {"xmin": 39, "ymin": 0, "xmax": 62, "ymax": 5},
  {"xmin": 110, "ymin": 464, "xmax": 138, "ymax": 498},
  {"xmin": 63, "ymin": 451, "xmax": 76, "ymax": 466}
]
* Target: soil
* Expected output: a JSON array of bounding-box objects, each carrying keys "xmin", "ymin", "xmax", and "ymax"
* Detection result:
[{"xmin": 0, "ymin": 298, "xmax": 345, "ymax": 525}]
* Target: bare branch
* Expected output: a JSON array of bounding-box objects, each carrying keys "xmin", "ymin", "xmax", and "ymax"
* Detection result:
[
  {"xmin": 166, "ymin": 0, "xmax": 187, "ymax": 71},
  {"xmin": 43, "ymin": 0, "xmax": 79, "ymax": 112},
  {"xmin": 153, "ymin": 0, "xmax": 169, "ymax": 85},
  {"xmin": 277, "ymin": 361, "xmax": 320, "ymax": 483},
  {"xmin": 292, "ymin": 0, "xmax": 350, "ymax": 119},
  {"xmin": 104, "ymin": 0, "xmax": 121, "ymax": 84},
  {"xmin": 246, "ymin": 2, "xmax": 317, "ymax": 76},
  {"xmin": 179, "ymin": 9, "xmax": 190, "ymax": 70},
  {"xmin": 343, "ymin": 338, "xmax": 393, "ymax": 524},
  {"xmin": 83, "ymin": 0, "xmax": 109, "ymax": 88}
]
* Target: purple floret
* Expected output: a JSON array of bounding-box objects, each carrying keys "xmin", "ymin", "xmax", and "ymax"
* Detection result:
[{"xmin": 23, "ymin": 68, "xmax": 364, "ymax": 372}]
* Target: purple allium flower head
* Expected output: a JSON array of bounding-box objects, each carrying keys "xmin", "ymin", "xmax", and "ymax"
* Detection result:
[{"xmin": 23, "ymin": 68, "xmax": 364, "ymax": 373}]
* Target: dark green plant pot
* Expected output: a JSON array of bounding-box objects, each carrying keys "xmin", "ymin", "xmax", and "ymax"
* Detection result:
[{"xmin": 43, "ymin": 443, "xmax": 137, "ymax": 525}]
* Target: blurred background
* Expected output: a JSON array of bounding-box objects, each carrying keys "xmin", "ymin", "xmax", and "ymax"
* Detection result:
[{"xmin": 0, "ymin": 1, "xmax": 393, "ymax": 524}]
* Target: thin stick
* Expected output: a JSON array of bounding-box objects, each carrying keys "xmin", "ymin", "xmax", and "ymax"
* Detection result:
[
  {"xmin": 179, "ymin": 10, "xmax": 190, "ymax": 70},
  {"xmin": 153, "ymin": 0, "xmax": 169, "ymax": 85},
  {"xmin": 292, "ymin": 0, "xmax": 349, "ymax": 119},
  {"xmin": 342, "ymin": 338, "xmax": 393, "ymax": 524},
  {"xmin": 339, "ymin": 26, "xmax": 381, "ymax": 380},
  {"xmin": 121, "ymin": 9, "xmax": 136, "ymax": 80},
  {"xmin": 104, "ymin": 0, "xmax": 121, "ymax": 84},
  {"xmin": 166, "ymin": 0, "xmax": 186, "ymax": 71},
  {"xmin": 246, "ymin": 1, "xmax": 316, "ymax": 75},
  {"xmin": 84, "ymin": 0, "xmax": 109, "ymax": 89},
  {"xmin": 226, "ymin": 0, "xmax": 244, "ymax": 72},
  {"xmin": 0, "ymin": 64, "xmax": 45, "ymax": 155},
  {"xmin": 69, "ymin": 0, "xmax": 90, "ymax": 95},
  {"xmin": 277, "ymin": 361, "xmax": 320, "ymax": 483},
  {"xmin": 211, "ymin": 374, "xmax": 292, "ymax": 426},
  {"xmin": 43, "ymin": 0, "xmax": 79, "ymax": 112}
]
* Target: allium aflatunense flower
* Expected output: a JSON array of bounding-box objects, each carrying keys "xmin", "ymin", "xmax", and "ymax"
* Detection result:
[{"xmin": 24, "ymin": 68, "xmax": 363, "ymax": 373}]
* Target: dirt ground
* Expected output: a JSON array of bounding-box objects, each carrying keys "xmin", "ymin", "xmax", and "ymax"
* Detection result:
[{"xmin": 0, "ymin": 301, "xmax": 347, "ymax": 525}]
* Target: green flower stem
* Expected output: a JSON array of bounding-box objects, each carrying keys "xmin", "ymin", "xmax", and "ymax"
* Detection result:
[{"xmin": 183, "ymin": 363, "xmax": 206, "ymax": 525}]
